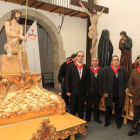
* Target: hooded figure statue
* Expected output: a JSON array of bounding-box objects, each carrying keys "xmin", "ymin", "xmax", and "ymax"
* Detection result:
[{"xmin": 98, "ymin": 29, "xmax": 113, "ymax": 67}]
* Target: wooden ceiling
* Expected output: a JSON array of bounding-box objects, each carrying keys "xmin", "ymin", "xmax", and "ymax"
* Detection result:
[{"xmin": 1, "ymin": 0, "xmax": 89, "ymax": 18}]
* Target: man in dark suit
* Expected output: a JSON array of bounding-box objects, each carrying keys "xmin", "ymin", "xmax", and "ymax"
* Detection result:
[
  {"xmin": 104, "ymin": 55, "xmax": 128, "ymax": 129},
  {"xmin": 58, "ymin": 53, "xmax": 76, "ymax": 108},
  {"xmin": 86, "ymin": 57, "xmax": 104, "ymax": 124},
  {"xmin": 65, "ymin": 51, "xmax": 90, "ymax": 119},
  {"xmin": 128, "ymin": 58, "xmax": 140, "ymax": 136}
]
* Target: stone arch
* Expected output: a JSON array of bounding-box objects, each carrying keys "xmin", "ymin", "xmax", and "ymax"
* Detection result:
[{"xmin": 0, "ymin": 8, "xmax": 65, "ymax": 90}]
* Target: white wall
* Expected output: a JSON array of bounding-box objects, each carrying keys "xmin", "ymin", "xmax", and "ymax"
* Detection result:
[
  {"xmin": 0, "ymin": 1, "xmax": 87, "ymax": 63},
  {"xmin": 97, "ymin": 0, "xmax": 140, "ymax": 62}
]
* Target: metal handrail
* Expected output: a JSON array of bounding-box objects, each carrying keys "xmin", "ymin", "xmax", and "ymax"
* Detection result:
[{"xmin": 41, "ymin": 72, "xmax": 54, "ymax": 84}]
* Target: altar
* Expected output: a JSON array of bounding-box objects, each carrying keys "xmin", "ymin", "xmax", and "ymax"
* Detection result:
[
  {"xmin": 0, "ymin": 112, "xmax": 86, "ymax": 140},
  {"xmin": 0, "ymin": 54, "xmax": 86, "ymax": 139}
]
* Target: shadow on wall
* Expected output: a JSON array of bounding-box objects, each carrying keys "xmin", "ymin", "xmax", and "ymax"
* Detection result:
[{"xmin": 0, "ymin": 27, "xmax": 6, "ymax": 54}]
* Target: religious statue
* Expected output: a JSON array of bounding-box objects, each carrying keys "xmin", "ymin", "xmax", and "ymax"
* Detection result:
[
  {"xmin": 98, "ymin": 29, "xmax": 113, "ymax": 67},
  {"xmin": 78, "ymin": 0, "xmax": 105, "ymax": 56},
  {"xmin": 4, "ymin": 10, "xmax": 28, "ymax": 74},
  {"xmin": 119, "ymin": 31, "xmax": 133, "ymax": 74}
]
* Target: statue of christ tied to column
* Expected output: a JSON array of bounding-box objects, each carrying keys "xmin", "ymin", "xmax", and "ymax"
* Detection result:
[{"xmin": 4, "ymin": 10, "xmax": 29, "ymax": 74}]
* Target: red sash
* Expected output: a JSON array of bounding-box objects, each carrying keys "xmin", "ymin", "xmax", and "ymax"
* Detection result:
[
  {"xmin": 74, "ymin": 62, "xmax": 84, "ymax": 71},
  {"xmin": 134, "ymin": 63, "xmax": 138, "ymax": 68},
  {"xmin": 67, "ymin": 60, "xmax": 74, "ymax": 65},
  {"xmin": 138, "ymin": 67, "xmax": 140, "ymax": 74},
  {"xmin": 111, "ymin": 65, "xmax": 120, "ymax": 74},
  {"xmin": 90, "ymin": 66, "xmax": 100, "ymax": 74}
]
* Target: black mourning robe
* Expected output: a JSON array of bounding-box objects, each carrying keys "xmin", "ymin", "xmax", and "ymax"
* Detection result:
[{"xmin": 98, "ymin": 30, "xmax": 113, "ymax": 68}]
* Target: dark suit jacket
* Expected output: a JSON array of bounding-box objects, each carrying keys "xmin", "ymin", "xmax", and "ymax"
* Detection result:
[
  {"xmin": 65, "ymin": 63, "xmax": 90, "ymax": 96},
  {"xmin": 103, "ymin": 66, "xmax": 128, "ymax": 107},
  {"xmin": 129, "ymin": 68, "xmax": 140, "ymax": 106},
  {"xmin": 89, "ymin": 67, "xmax": 104, "ymax": 96},
  {"xmin": 58, "ymin": 61, "xmax": 74, "ymax": 88},
  {"xmin": 58, "ymin": 62, "xmax": 66, "ymax": 83}
]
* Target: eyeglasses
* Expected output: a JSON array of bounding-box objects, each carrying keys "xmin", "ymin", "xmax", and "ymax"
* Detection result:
[{"xmin": 77, "ymin": 55, "xmax": 84, "ymax": 58}]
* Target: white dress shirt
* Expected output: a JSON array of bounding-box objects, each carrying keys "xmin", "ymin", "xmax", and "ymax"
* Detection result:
[
  {"xmin": 114, "ymin": 66, "xmax": 118, "ymax": 78},
  {"xmin": 76, "ymin": 61, "xmax": 83, "ymax": 79},
  {"xmin": 93, "ymin": 66, "xmax": 98, "ymax": 78}
]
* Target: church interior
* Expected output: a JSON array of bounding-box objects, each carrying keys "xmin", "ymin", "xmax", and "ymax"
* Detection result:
[{"xmin": 0, "ymin": 0, "xmax": 140, "ymax": 140}]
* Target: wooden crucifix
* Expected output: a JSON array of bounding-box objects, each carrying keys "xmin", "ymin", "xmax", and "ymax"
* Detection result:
[
  {"xmin": 71, "ymin": 0, "xmax": 109, "ymax": 14},
  {"xmin": 71, "ymin": 0, "xmax": 109, "ymax": 65}
]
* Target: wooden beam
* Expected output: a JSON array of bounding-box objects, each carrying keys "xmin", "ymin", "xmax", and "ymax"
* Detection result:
[
  {"xmin": 50, "ymin": 6, "xmax": 60, "ymax": 12},
  {"xmin": 36, "ymin": 3, "xmax": 45, "ymax": 9},
  {"xmin": 71, "ymin": 0, "xmax": 109, "ymax": 14},
  {"xmin": 82, "ymin": 15, "xmax": 88, "ymax": 19},
  {"xmin": 71, "ymin": 12, "xmax": 81, "ymax": 17},
  {"xmin": 21, "ymin": 0, "xmax": 26, "ymax": 6},
  {"xmin": 94, "ymin": 4, "xmax": 109, "ymax": 13},
  {"xmin": 30, "ymin": 1, "xmax": 37, "ymax": 7},
  {"xmin": 65, "ymin": 10, "xmax": 75, "ymax": 15},
  {"xmin": 71, "ymin": 0, "xmax": 91, "ymax": 8},
  {"xmin": 2, "ymin": 0, "xmax": 97, "ymax": 19}
]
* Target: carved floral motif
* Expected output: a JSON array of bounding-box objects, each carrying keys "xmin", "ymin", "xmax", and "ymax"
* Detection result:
[{"xmin": 31, "ymin": 118, "xmax": 57, "ymax": 140}]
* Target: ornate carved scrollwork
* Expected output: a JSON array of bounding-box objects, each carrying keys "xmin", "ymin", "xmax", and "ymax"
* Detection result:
[
  {"xmin": 31, "ymin": 118, "xmax": 57, "ymax": 140},
  {"xmin": 0, "ymin": 75, "xmax": 66, "ymax": 119},
  {"xmin": 30, "ymin": 118, "xmax": 86, "ymax": 140},
  {"xmin": 56, "ymin": 123, "xmax": 86, "ymax": 139}
]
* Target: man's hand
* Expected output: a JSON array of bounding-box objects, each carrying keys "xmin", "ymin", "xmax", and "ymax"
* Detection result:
[
  {"xmin": 78, "ymin": 0, "xmax": 82, "ymax": 5},
  {"xmin": 20, "ymin": 35, "xmax": 27, "ymax": 42},
  {"xmin": 67, "ymin": 92, "xmax": 71, "ymax": 97},
  {"xmin": 104, "ymin": 93, "xmax": 108, "ymax": 98},
  {"xmin": 121, "ymin": 40, "xmax": 124, "ymax": 43}
]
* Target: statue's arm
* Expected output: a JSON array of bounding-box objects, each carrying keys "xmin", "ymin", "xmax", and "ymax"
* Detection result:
[
  {"xmin": 19, "ymin": 25, "xmax": 23, "ymax": 36},
  {"xmin": 78, "ymin": 0, "xmax": 92, "ymax": 17},
  {"xmin": 123, "ymin": 38, "xmax": 132, "ymax": 50},
  {"xmin": 98, "ymin": 7, "xmax": 105, "ymax": 17},
  {"xmin": 19, "ymin": 25, "xmax": 27, "ymax": 42},
  {"xmin": 5, "ymin": 21, "xmax": 20, "ymax": 38},
  {"xmin": 119, "ymin": 39, "xmax": 123, "ymax": 50}
]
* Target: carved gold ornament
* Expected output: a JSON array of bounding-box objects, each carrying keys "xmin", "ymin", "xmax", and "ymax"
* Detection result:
[
  {"xmin": 0, "ymin": 75, "xmax": 66, "ymax": 120},
  {"xmin": 31, "ymin": 118, "xmax": 57, "ymax": 140},
  {"xmin": 30, "ymin": 118, "xmax": 86, "ymax": 140}
]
